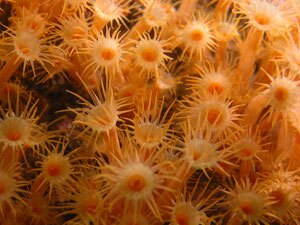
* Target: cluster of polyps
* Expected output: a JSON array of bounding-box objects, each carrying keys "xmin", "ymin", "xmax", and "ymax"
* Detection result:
[{"xmin": 0, "ymin": 0, "xmax": 299, "ymax": 224}]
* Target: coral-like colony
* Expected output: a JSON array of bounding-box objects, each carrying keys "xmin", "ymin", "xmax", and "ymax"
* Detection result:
[{"xmin": 0, "ymin": 0, "xmax": 300, "ymax": 224}]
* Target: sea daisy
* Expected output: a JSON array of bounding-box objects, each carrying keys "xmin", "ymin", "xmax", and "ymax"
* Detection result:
[
  {"xmin": 221, "ymin": 177, "xmax": 277, "ymax": 224},
  {"xmin": 0, "ymin": 94, "xmax": 51, "ymax": 156},
  {"xmin": 131, "ymin": 31, "xmax": 172, "ymax": 77},
  {"xmin": 234, "ymin": 0, "xmax": 294, "ymax": 35},
  {"xmin": 0, "ymin": 160, "xmax": 29, "ymax": 218},
  {"xmin": 95, "ymin": 137, "xmax": 176, "ymax": 220},
  {"xmin": 177, "ymin": 13, "xmax": 215, "ymax": 60},
  {"xmin": 260, "ymin": 69, "xmax": 300, "ymax": 128},
  {"xmin": 83, "ymin": 28, "xmax": 126, "ymax": 77}
]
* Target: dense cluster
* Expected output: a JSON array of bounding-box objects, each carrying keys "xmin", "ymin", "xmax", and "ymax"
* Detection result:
[{"xmin": 0, "ymin": 0, "xmax": 300, "ymax": 224}]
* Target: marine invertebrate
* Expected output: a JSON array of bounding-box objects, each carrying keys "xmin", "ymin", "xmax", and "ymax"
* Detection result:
[
  {"xmin": 177, "ymin": 13, "xmax": 215, "ymax": 60},
  {"xmin": 95, "ymin": 136, "xmax": 177, "ymax": 221},
  {"xmin": 0, "ymin": 0, "xmax": 299, "ymax": 224},
  {"xmin": 0, "ymin": 160, "xmax": 29, "ymax": 217},
  {"xmin": 0, "ymin": 94, "xmax": 51, "ymax": 156},
  {"xmin": 130, "ymin": 31, "xmax": 172, "ymax": 77},
  {"xmin": 222, "ymin": 178, "xmax": 277, "ymax": 225},
  {"xmin": 260, "ymin": 168, "xmax": 300, "ymax": 224},
  {"xmin": 84, "ymin": 28, "xmax": 126, "ymax": 77},
  {"xmin": 33, "ymin": 141, "xmax": 81, "ymax": 198}
]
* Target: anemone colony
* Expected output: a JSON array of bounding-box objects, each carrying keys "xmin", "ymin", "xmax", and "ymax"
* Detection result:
[{"xmin": 0, "ymin": 0, "xmax": 300, "ymax": 224}]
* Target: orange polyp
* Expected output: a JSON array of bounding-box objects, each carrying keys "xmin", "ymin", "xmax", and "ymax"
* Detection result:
[
  {"xmin": 274, "ymin": 87, "xmax": 288, "ymax": 102},
  {"xmin": 20, "ymin": 46, "xmax": 31, "ymax": 55},
  {"xmin": 71, "ymin": 27, "xmax": 86, "ymax": 39},
  {"xmin": 160, "ymin": 162, "xmax": 175, "ymax": 174},
  {"xmin": 208, "ymin": 82, "xmax": 223, "ymax": 95},
  {"xmin": 47, "ymin": 164, "xmax": 61, "ymax": 177},
  {"xmin": 142, "ymin": 49, "xmax": 157, "ymax": 62},
  {"xmin": 191, "ymin": 30, "xmax": 203, "ymax": 42},
  {"xmin": 7, "ymin": 131, "xmax": 22, "ymax": 141},
  {"xmin": 31, "ymin": 203, "xmax": 43, "ymax": 214},
  {"xmin": 241, "ymin": 148, "xmax": 253, "ymax": 157},
  {"xmin": 101, "ymin": 48, "xmax": 115, "ymax": 61},
  {"xmin": 193, "ymin": 151, "xmax": 201, "ymax": 161},
  {"xmin": 127, "ymin": 174, "xmax": 145, "ymax": 192},
  {"xmin": 86, "ymin": 201, "xmax": 98, "ymax": 215},
  {"xmin": 30, "ymin": 22, "xmax": 39, "ymax": 30},
  {"xmin": 17, "ymin": 0, "xmax": 31, "ymax": 9},
  {"xmin": 254, "ymin": 15, "xmax": 270, "ymax": 25},
  {"xmin": 240, "ymin": 201, "xmax": 254, "ymax": 215},
  {"xmin": 127, "ymin": 222, "xmax": 137, "ymax": 225},
  {"xmin": 176, "ymin": 214, "xmax": 189, "ymax": 225},
  {"xmin": 137, "ymin": 123, "xmax": 162, "ymax": 143},
  {"xmin": 270, "ymin": 190, "xmax": 286, "ymax": 207},
  {"xmin": 0, "ymin": 181, "xmax": 5, "ymax": 194},
  {"xmin": 207, "ymin": 109, "xmax": 221, "ymax": 125},
  {"xmin": 3, "ymin": 85, "xmax": 13, "ymax": 94}
]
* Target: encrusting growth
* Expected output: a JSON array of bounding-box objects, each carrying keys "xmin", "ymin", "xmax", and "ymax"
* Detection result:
[{"xmin": 0, "ymin": 0, "xmax": 299, "ymax": 224}]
